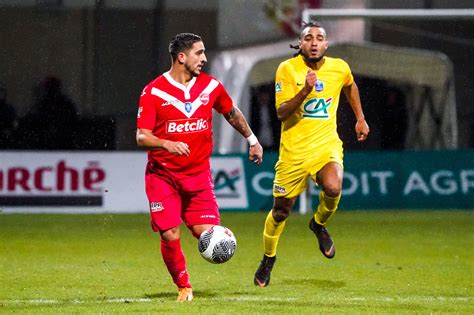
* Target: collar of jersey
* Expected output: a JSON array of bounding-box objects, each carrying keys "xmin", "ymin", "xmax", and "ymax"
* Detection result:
[
  {"xmin": 164, "ymin": 71, "xmax": 197, "ymax": 100},
  {"xmin": 296, "ymin": 54, "xmax": 328, "ymax": 69},
  {"xmin": 151, "ymin": 77, "xmax": 219, "ymax": 119}
]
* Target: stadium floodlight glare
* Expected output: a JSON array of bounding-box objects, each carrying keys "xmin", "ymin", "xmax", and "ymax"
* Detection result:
[{"xmin": 302, "ymin": 8, "xmax": 474, "ymax": 22}]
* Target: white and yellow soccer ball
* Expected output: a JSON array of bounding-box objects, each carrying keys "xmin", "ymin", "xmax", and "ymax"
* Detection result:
[{"xmin": 198, "ymin": 225, "xmax": 237, "ymax": 264}]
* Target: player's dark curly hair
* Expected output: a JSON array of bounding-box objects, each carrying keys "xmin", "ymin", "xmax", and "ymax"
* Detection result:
[
  {"xmin": 290, "ymin": 21, "xmax": 324, "ymax": 57},
  {"xmin": 169, "ymin": 33, "xmax": 202, "ymax": 62}
]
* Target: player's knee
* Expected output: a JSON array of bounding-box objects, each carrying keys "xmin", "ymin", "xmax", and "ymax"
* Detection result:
[
  {"xmin": 324, "ymin": 185, "xmax": 341, "ymax": 198},
  {"xmin": 160, "ymin": 227, "xmax": 180, "ymax": 242},
  {"xmin": 272, "ymin": 207, "xmax": 290, "ymax": 222}
]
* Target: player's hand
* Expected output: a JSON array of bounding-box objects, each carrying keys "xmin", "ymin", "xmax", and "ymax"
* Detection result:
[
  {"xmin": 163, "ymin": 140, "xmax": 190, "ymax": 156},
  {"xmin": 355, "ymin": 119, "xmax": 370, "ymax": 142},
  {"xmin": 249, "ymin": 142, "xmax": 263, "ymax": 165},
  {"xmin": 304, "ymin": 68, "xmax": 317, "ymax": 93}
]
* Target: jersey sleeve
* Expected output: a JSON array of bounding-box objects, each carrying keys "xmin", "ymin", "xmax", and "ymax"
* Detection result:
[
  {"xmin": 213, "ymin": 82, "xmax": 234, "ymax": 114},
  {"xmin": 341, "ymin": 60, "xmax": 354, "ymax": 87},
  {"xmin": 275, "ymin": 61, "xmax": 295, "ymax": 108},
  {"xmin": 137, "ymin": 85, "xmax": 156, "ymax": 130}
]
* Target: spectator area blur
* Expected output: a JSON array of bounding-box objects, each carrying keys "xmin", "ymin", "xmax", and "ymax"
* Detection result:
[
  {"xmin": 337, "ymin": 76, "xmax": 409, "ymax": 151},
  {"xmin": 250, "ymin": 83, "xmax": 280, "ymax": 152},
  {"xmin": 1, "ymin": 77, "xmax": 115, "ymax": 151},
  {"xmin": 0, "ymin": 2, "xmax": 473, "ymax": 151},
  {"xmin": 0, "ymin": 81, "xmax": 18, "ymax": 149}
]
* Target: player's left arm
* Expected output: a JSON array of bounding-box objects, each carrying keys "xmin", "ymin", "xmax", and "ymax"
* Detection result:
[
  {"xmin": 342, "ymin": 82, "xmax": 370, "ymax": 142},
  {"xmin": 223, "ymin": 106, "xmax": 263, "ymax": 165}
]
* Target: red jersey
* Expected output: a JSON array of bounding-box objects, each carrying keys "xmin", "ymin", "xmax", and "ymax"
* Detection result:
[{"xmin": 137, "ymin": 71, "xmax": 233, "ymax": 175}]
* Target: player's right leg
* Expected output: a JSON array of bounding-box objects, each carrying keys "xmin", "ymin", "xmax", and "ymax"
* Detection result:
[
  {"xmin": 160, "ymin": 227, "xmax": 193, "ymax": 301},
  {"xmin": 145, "ymin": 167, "xmax": 192, "ymax": 301},
  {"xmin": 254, "ymin": 160, "xmax": 307, "ymax": 287},
  {"xmin": 254, "ymin": 197, "xmax": 295, "ymax": 287}
]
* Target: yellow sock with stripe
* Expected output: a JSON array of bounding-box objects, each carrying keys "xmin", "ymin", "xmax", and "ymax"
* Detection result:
[
  {"xmin": 263, "ymin": 210, "xmax": 286, "ymax": 257},
  {"xmin": 314, "ymin": 191, "xmax": 341, "ymax": 226}
]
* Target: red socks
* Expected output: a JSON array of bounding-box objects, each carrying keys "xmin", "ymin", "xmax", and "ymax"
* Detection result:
[{"xmin": 160, "ymin": 238, "xmax": 191, "ymax": 288}]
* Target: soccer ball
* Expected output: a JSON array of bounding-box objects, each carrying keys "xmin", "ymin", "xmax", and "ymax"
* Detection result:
[{"xmin": 198, "ymin": 225, "xmax": 237, "ymax": 264}]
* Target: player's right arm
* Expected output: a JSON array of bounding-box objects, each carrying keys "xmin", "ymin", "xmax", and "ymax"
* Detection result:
[
  {"xmin": 136, "ymin": 85, "xmax": 189, "ymax": 156},
  {"xmin": 136, "ymin": 128, "xmax": 190, "ymax": 156},
  {"xmin": 276, "ymin": 67, "xmax": 316, "ymax": 121}
]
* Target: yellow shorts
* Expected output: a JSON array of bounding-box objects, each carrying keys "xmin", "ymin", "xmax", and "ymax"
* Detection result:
[{"xmin": 273, "ymin": 144, "xmax": 343, "ymax": 199}]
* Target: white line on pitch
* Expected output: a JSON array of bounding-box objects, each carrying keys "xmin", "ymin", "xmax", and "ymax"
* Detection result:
[
  {"xmin": 223, "ymin": 296, "xmax": 297, "ymax": 302},
  {"xmin": 345, "ymin": 296, "xmax": 471, "ymax": 302},
  {"xmin": 1, "ymin": 295, "xmax": 470, "ymax": 305},
  {"xmin": 1, "ymin": 298, "xmax": 153, "ymax": 305}
]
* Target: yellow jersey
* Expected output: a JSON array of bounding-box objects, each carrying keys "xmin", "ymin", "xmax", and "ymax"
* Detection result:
[{"xmin": 275, "ymin": 55, "xmax": 353, "ymax": 162}]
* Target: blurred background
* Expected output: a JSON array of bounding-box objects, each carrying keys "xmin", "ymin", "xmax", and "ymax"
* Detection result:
[
  {"xmin": 0, "ymin": 0, "xmax": 473, "ymax": 152},
  {"xmin": 0, "ymin": 0, "xmax": 473, "ymax": 211},
  {"xmin": 1, "ymin": 3, "xmax": 472, "ymax": 310}
]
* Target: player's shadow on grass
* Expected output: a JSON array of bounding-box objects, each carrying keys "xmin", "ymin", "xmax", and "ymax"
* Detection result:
[
  {"xmin": 144, "ymin": 292, "xmax": 175, "ymax": 299},
  {"xmin": 144, "ymin": 290, "xmax": 218, "ymax": 300},
  {"xmin": 282, "ymin": 278, "xmax": 345, "ymax": 289}
]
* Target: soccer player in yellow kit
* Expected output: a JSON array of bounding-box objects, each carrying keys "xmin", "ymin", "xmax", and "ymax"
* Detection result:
[{"xmin": 254, "ymin": 21, "xmax": 370, "ymax": 287}]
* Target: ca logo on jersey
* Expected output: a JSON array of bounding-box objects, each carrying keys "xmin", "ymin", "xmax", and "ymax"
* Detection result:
[
  {"xmin": 303, "ymin": 97, "xmax": 333, "ymax": 119},
  {"xmin": 275, "ymin": 82, "xmax": 282, "ymax": 93}
]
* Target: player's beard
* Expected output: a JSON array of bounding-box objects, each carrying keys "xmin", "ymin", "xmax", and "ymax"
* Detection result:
[
  {"xmin": 185, "ymin": 63, "xmax": 202, "ymax": 77},
  {"xmin": 302, "ymin": 52, "xmax": 324, "ymax": 64}
]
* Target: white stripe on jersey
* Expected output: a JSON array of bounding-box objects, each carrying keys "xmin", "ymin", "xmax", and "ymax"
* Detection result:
[
  {"xmin": 150, "ymin": 79, "xmax": 219, "ymax": 118},
  {"xmin": 192, "ymin": 79, "xmax": 219, "ymax": 108},
  {"xmin": 163, "ymin": 72, "xmax": 196, "ymax": 100},
  {"xmin": 151, "ymin": 87, "xmax": 179, "ymax": 103}
]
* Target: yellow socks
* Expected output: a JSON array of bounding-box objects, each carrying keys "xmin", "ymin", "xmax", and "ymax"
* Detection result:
[
  {"xmin": 263, "ymin": 210, "xmax": 286, "ymax": 257},
  {"xmin": 314, "ymin": 191, "xmax": 341, "ymax": 226},
  {"xmin": 261, "ymin": 191, "xmax": 339, "ymax": 257}
]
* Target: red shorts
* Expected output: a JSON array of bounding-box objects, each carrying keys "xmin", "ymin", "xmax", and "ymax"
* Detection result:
[{"xmin": 145, "ymin": 163, "xmax": 220, "ymax": 232}]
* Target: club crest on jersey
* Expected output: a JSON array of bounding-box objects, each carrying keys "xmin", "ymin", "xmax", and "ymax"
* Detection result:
[
  {"xmin": 302, "ymin": 97, "xmax": 333, "ymax": 119},
  {"xmin": 315, "ymin": 80, "xmax": 324, "ymax": 92},
  {"xmin": 275, "ymin": 82, "xmax": 282, "ymax": 93},
  {"xmin": 200, "ymin": 93, "xmax": 209, "ymax": 105},
  {"xmin": 184, "ymin": 102, "xmax": 192, "ymax": 113}
]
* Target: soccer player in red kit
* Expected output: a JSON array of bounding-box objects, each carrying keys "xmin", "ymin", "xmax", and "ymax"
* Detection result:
[{"xmin": 136, "ymin": 33, "xmax": 263, "ymax": 302}]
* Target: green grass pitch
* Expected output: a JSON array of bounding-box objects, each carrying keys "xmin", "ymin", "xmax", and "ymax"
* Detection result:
[{"xmin": 0, "ymin": 211, "xmax": 472, "ymax": 314}]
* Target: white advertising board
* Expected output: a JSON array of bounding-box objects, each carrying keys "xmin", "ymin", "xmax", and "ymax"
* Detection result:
[
  {"xmin": 0, "ymin": 152, "xmax": 250, "ymax": 213},
  {"xmin": 210, "ymin": 156, "xmax": 248, "ymax": 209},
  {"xmin": 0, "ymin": 152, "xmax": 148, "ymax": 213}
]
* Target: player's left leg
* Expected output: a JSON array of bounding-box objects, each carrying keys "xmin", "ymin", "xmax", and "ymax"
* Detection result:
[
  {"xmin": 182, "ymin": 169, "xmax": 220, "ymax": 239},
  {"xmin": 176, "ymin": 168, "xmax": 220, "ymax": 300},
  {"xmin": 314, "ymin": 161, "xmax": 343, "ymax": 225},
  {"xmin": 189, "ymin": 224, "xmax": 215, "ymax": 238},
  {"xmin": 310, "ymin": 161, "xmax": 343, "ymax": 258}
]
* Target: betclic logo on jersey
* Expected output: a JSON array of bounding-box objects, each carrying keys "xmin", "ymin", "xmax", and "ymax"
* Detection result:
[{"xmin": 166, "ymin": 118, "xmax": 209, "ymax": 134}]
